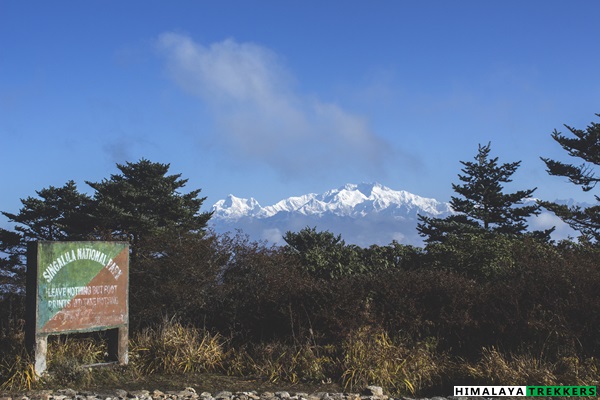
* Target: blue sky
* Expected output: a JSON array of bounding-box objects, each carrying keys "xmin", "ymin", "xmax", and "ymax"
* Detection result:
[{"xmin": 1, "ymin": 1, "xmax": 599, "ymax": 226}]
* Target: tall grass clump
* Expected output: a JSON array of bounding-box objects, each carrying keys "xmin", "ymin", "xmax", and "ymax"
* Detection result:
[
  {"xmin": 463, "ymin": 348, "xmax": 600, "ymax": 387},
  {"xmin": 340, "ymin": 327, "xmax": 447, "ymax": 396},
  {"xmin": 0, "ymin": 331, "xmax": 106, "ymax": 391},
  {"xmin": 223, "ymin": 342, "xmax": 335, "ymax": 384},
  {"xmin": 43, "ymin": 335, "xmax": 108, "ymax": 387},
  {"xmin": 131, "ymin": 318, "xmax": 224, "ymax": 375},
  {"xmin": 0, "ymin": 350, "xmax": 36, "ymax": 392},
  {"xmin": 0, "ymin": 312, "xmax": 36, "ymax": 392}
]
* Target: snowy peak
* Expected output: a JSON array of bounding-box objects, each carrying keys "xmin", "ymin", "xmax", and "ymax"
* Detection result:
[
  {"xmin": 213, "ymin": 195, "xmax": 263, "ymax": 219},
  {"xmin": 212, "ymin": 183, "xmax": 452, "ymax": 221},
  {"xmin": 266, "ymin": 194, "xmax": 319, "ymax": 215},
  {"xmin": 326, "ymin": 182, "xmax": 383, "ymax": 199}
]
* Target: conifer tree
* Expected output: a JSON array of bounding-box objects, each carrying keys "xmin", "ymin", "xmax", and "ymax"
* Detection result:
[
  {"xmin": 540, "ymin": 113, "xmax": 600, "ymax": 242},
  {"xmin": 86, "ymin": 159, "xmax": 213, "ymax": 252},
  {"xmin": 0, "ymin": 160, "xmax": 213, "ymax": 289},
  {"xmin": 0, "ymin": 181, "xmax": 93, "ymax": 288},
  {"xmin": 418, "ymin": 143, "xmax": 546, "ymax": 243}
]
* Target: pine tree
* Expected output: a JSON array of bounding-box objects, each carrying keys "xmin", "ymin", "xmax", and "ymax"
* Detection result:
[
  {"xmin": 540, "ymin": 113, "xmax": 600, "ymax": 242},
  {"xmin": 418, "ymin": 143, "xmax": 546, "ymax": 243},
  {"xmin": 0, "ymin": 160, "xmax": 213, "ymax": 289},
  {"xmin": 86, "ymin": 159, "xmax": 213, "ymax": 252},
  {"xmin": 0, "ymin": 181, "xmax": 93, "ymax": 288}
]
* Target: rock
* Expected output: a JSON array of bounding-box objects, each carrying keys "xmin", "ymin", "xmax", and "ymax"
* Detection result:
[
  {"xmin": 114, "ymin": 390, "xmax": 128, "ymax": 399},
  {"xmin": 175, "ymin": 389, "xmax": 196, "ymax": 399},
  {"xmin": 363, "ymin": 388, "xmax": 383, "ymax": 398},
  {"xmin": 57, "ymin": 390, "xmax": 77, "ymax": 398},
  {"xmin": 2, "ymin": 387, "xmax": 466, "ymax": 400}
]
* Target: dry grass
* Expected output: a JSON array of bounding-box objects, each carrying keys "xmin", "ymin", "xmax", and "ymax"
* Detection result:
[
  {"xmin": 131, "ymin": 319, "xmax": 225, "ymax": 375},
  {"xmin": 223, "ymin": 342, "xmax": 335, "ymax": 384},
  {"xmin": 464, "ymin": 347, "xmax": 556, "ymax": 386},
  {"xmin": 464, "ymin": 347, "xmax": 600, "ymax": 387},
  {"xmin": 47, "ymin": 335, "xmax": 107, "ymax": 365},
  {"xmin": 340, "ymin": 327, "xmax": 447, "ymax": 396},
  {"xmin": 0, "ymin": 351, "xmax": 36, "ymax": 392},
  {"xmin": 43, "ymin": 335, "xmax": 108, "ymax": 387},
  {"xmin": 0, "ymin": 324, "xmax": 37, "ymax": 392},
  {"xmin": 2, "ymin": 324, "xmax": 599, "ymax": 395}
]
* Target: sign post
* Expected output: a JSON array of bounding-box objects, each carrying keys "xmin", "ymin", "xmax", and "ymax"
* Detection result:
[{"xmin": 26, "ymin": 241, "xmax": 129, "ymax": 376}]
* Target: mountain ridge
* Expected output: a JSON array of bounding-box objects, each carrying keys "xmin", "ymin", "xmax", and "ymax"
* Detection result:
[
  {"xmin": 213, "ymin": 182, "xmax": 452, "ymax": 220},
  {"xmin": 210, "ymin": 182, "xmax": 578, "ymax": 247},
  {"xmin": 211, "ymin": 182, "xmax": 453, "ymax": 246}
]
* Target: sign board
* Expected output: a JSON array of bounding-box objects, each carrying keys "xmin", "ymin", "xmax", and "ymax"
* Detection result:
[{"xmin": 26, "ymin": 241, "xmax": 129, "ymax": 375}]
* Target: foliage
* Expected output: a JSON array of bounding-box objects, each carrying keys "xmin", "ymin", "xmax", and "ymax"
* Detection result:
[
  {"xmin": 359, "ymin": 241, "xmax": 424, "ymax": 271},
  {"xmin": 423, "ymin": 233, "xmax": 556, "ymax": 279},
  {"xmin": 283, "ymin": 227, "xmax": 365, "ymax": 279},
  {"xmin": 0, "ymin": 181, "xmax": 93, "ymax": 287},
  {"xmin": 206, "ymin": 234, "xmax": 322, "ymax": 342},
  {"xmin": 282, "ymin": 227, "xmax": 421, "ymax": 279},
  {"xmin": 1, "ymin": 229, "xmax": 600, "ymax": 394},
  {"xmin": 418, "ymin": 143, "xmax": 549, "ymax": 243},
  {"xmin": 1, "ymin": 180, "xmax": 93, "ymax": 244},
  {"xmin": 540, "ymin": 113, "xmax": 600, "ymax": 242},
  {"xmin": 1, "ymin": 147, "xmax": 599, "ymax": 394},
  {"xmin": 0, "ymin": 159, "xmax": 213, "ymax": 291},
  {"xmin": 87, "ymin": 159, "xmax": 213, "ymax": 255},
  {"xmin": 128, "ymin": 231, "xmax": 223, "ymax": 329}
]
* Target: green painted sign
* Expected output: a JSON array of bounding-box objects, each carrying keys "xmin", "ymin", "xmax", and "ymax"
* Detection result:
[
  {"xmin": 26, "ymin": 241, "xmax": 130, "ymax": 376},
  {"xmin": 33, "ymin": 241, "xmax": 129, "ymax": 334}
]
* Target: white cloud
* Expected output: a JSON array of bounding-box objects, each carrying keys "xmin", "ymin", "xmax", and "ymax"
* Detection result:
[
  {"xmin": 157, "ymin": 33, "xmax": 391, "ymax": 178},
  {"xmin": 528, "ymin": 211, "xmax": 579, "ymax": 241},
  {"xmin": 391, "ymin": 232, "xmax": 406, "ymax": 242},
  {"xmin": 261, "ymin": 228, "xmax": 285, "ymax": 244}
]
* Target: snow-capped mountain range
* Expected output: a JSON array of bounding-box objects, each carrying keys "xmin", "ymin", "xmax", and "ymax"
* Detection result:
[
  {"xmin": 210, "ymin": 183, "xmax": 454, "ymax": 246},
  {"xmin": 214, "ymin": 183, "xmax": 451, "ymax": 220},
  {"xmin": 210, "ymin": 182, "xmax": 577, "ymax": 247}
]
